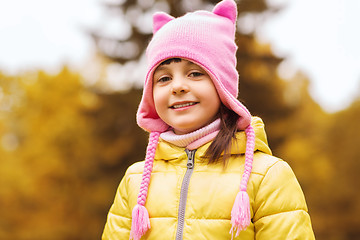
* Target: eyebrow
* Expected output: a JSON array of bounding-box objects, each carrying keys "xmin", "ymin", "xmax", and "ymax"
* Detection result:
[
  {"xmin": 186, "ymin": 61, "xmax": 198, "ymax": 67},
  {"xmin": 154, "ymin": 65, "xmax": 167, "ymax": 72}
]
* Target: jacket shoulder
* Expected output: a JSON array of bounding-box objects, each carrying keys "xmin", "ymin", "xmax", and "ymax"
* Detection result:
[
  {"xmin": 249, "ymin": 153, "xmax": 315, "ymax": 238},
  {"xmin": 251, "ymin": 151, "xmax": 283, "ymax": 177},
  {"xmin": 251, "ymin": 152, "xmax": 309, "ymax": 220},
  {"xmin": 125, "ymin": 161, "xmax": 145, "ymax": 176}
]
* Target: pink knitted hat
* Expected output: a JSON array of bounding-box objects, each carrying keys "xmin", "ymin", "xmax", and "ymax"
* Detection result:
[{"xmin": 131, "ymin": 0, "xmax": 255, "ymax": 239}]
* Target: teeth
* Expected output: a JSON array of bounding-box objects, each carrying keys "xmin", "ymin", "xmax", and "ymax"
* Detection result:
[{"xmin": 172, "ymin": 102, "xmax": 196, "ymax": 109}]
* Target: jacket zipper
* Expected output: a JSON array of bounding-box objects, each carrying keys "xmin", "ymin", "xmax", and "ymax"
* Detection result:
[{"xmin": 175, "ymin": 149, "xmax": 196, "ymax": 240}]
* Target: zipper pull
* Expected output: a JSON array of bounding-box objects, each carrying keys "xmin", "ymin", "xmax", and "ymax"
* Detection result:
[{"xmin": 185, "ymin": 149, "xmax": 196, "ymax": 169}]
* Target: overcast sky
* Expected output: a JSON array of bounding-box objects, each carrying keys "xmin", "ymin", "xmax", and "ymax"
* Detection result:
[
  {"xmin": 0, "ymin": 0, "xmax": 359, "ymax": 113},
  {"xmin": 259, "ymin": 0, "xmax": 360, "ymax": 112}
]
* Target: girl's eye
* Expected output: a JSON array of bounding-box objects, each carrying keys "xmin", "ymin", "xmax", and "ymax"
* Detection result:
[
  {"xmin": 189, "ymin": 72, "xmax": 204, "ymax": 77},
  {"xmin": 157, "ymin": 76, "xmax": 171, "ymax": 83}
]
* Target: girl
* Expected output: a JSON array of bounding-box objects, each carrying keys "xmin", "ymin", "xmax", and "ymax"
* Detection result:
[{"xmin": 102, "ymin": 0, "xmax": 315, "ymax": 239}]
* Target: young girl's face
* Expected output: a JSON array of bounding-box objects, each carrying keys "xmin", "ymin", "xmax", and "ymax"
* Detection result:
[{"xmin": 153, "ymin": 59, "xmax": 221, "ymax": 135}]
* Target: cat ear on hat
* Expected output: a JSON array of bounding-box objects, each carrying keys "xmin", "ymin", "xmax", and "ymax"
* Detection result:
[
  {"xmin": 212, "ymin": 0, "xmax": 237, "ymax": 24},
  {"xmin": 153, "ymin": 12, "xmax": 175, "ymax": 34}
]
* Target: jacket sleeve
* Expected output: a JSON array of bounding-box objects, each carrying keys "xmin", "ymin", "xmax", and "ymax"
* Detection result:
[
  {"xmin": 102, "ymin": 173, "xmax": 132, "ymax": 240},
  {"xmin": 252, "ymin": 160, "xmax": 315, "ymax": 240}
]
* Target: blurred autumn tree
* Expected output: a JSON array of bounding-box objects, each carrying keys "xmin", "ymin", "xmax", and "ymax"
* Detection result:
[
  {"xmin": 0, "ymin": 0, "xmax": 359, "ymax": 239},
  {"xmin": 0, "ymin": 69, "xmax": 147, "ymax": 239},
  {"xmin": 320, "ymin": 97, "xmax": 360, "ymax": 239}
]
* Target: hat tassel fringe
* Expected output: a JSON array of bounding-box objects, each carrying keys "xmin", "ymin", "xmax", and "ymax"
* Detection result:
[
  {"xmin": 230, "ymin": 190, "xmax": 251, "ymax": 238},
  {"xmin": 130, "ymin": 204, "xmax": 150, "ymax": 240}
]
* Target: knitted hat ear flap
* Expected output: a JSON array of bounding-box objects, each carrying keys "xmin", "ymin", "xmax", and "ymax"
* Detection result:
[
  {"xmin": 230, "ymin": 124, "xmax": 255, "ymax": 238},
  {"xmin": 130, "ymin": 132, "xmax": 160, "ymax": 240}
]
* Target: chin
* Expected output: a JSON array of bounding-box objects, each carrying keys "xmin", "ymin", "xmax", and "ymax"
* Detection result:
[{"xmin": 172, "ymin": 124, "xmax": 201, "ymax": 135}]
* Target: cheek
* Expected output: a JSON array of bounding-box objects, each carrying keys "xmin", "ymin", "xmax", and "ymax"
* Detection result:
[
  {"xmin": 153, "ymin": 88, "xmax": 167, "ymax": 112},
  {"xmin": 208, "ymin": 96, "xmax": 221, "ymax": 114},
  {"xmin": 207, "ymin": 95, "xmax": 221, "ymax": 116},
  {"xmin": 203, "ymin": 85, "xmax": 220, "ymax": 107}
]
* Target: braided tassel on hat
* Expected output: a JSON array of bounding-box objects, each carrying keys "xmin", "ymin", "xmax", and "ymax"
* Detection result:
[
  {"xmin": 230, "ymin": 125, "xmax": 255, "ymax": 238},
  {"xmin": 130, "ymin": 132, "xmax": 160, "ymax": 240}
]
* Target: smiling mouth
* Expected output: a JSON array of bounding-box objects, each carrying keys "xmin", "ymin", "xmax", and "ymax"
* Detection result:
[{"xmin": 170, "ymin": 102, "xmax": 198, "ymax": 109}]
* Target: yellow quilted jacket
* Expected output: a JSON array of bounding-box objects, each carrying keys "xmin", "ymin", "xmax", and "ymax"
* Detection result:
[{"xmin": 102, "ymin": 117, "xmax": 315, "ymax": 239}]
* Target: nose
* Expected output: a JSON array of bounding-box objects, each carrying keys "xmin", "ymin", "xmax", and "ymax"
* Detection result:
[{"xmin": 171, "ymin": 76, "xmax": 189, "ymax": 95}]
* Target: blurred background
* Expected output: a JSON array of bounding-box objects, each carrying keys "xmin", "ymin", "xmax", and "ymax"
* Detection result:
[{"xmin": 0, "ymin": 0, "xmax": 359, "ymax": 239}]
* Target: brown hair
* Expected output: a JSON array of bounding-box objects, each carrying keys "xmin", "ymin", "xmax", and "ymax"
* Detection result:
[{"xmin": 205, "ymin": 104, "xmax": 239, "ymax": 164}]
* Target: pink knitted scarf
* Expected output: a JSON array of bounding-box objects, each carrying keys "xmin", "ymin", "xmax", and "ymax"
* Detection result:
[{"xmin": 160, "ymin": 119, "xmax": 221, "ymax": 150}]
